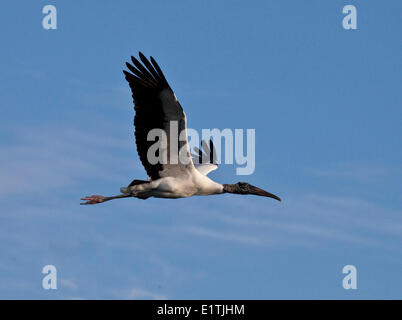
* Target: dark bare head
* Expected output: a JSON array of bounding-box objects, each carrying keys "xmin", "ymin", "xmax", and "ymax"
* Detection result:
[{"xmin": 223, "ymin": 182, "xmax": 281, "ymax": 201}]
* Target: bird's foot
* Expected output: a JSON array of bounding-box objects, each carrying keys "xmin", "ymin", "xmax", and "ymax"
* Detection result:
[{"xmin": 80, "ymin": 195, "xmax": 106, "ymax": 205}]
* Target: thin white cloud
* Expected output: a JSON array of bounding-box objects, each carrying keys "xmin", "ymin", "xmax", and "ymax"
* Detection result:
[
  {"xmin": 121, "ymin": 288, "xmax": 167, "ymax": 300},
  {"xmin": 174, "ymin": 194, "xmax": 402, "ymax": 251},
  {"xmin": 0, "ymin": 124, "xmax": 142, "ymax": 199},
  {"xmin": 307, "ymin": 163, "xmax": 402, "ymax": 181},
  {"xmin": 181, "ymin": 225, "xmax": 264, "ymax": 246},
  {"xmin": 60, "ymin": 279, "xmax": 78, "ymax": 290}
]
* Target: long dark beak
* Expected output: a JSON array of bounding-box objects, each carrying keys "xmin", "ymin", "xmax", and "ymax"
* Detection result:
[{"xmin": 249, "ymin": 185, "xmax": 281, "ymax": 202}]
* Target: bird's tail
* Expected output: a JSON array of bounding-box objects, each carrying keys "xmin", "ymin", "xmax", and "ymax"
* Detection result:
[{"xmin": 120, "ymin": 179, "xmax": 150, "ymax": 194}]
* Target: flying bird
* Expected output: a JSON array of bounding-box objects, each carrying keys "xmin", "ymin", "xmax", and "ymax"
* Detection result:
[{"xmin": 80, "ymin": 52, "xmax": 281, "ymax": 205}]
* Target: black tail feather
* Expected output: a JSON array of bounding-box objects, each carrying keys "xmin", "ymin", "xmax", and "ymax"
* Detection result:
[{"xmin": 128, "ymin": 179, "xmax": 150, "ymax": 187}]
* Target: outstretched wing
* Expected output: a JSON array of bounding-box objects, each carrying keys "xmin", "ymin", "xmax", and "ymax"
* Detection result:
[
  {"xmin": 191, "ymin": 140, "xmax": 218, "ymax": 176},
  {"xmin": 123, "ymin": 52, "xmax": 194, "ymax": 180}
]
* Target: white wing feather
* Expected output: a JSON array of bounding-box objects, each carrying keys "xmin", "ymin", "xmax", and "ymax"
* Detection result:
[{"xmin": 194, "ymin": 164, "xmax": 218, "ymax": 176}]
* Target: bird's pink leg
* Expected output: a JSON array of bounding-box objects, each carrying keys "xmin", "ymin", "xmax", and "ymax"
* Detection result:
[
  {"xmin": 80, "ymin": 195, "xmax": 106, "ymax": 205},
  {"xmin": 80, "ymin": 193, "xmax": 132, "ymax": 205}
]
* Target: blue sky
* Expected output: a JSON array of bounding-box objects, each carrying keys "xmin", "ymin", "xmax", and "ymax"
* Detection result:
[{"xmin": 0, "ymin": 0, "xmax": 401, "ymax": 299}]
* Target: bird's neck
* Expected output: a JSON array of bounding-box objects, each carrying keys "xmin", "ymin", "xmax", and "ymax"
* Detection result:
[{"xmin": 222, "ymin": 184, "xmax": 238, "ymax": 194}]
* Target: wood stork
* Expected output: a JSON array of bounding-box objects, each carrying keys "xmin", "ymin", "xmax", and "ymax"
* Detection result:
[{"xmin": 80, "ymin": 52, "xmax": 281, "ymax": 205}]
